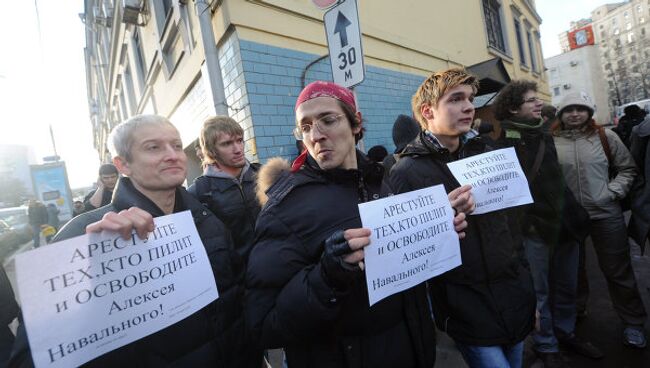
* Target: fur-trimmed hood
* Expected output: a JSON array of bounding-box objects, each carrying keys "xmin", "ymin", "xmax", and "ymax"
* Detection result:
[{"xmin": 256, "ymin": 157, "xmax": 291, "ymax": 206}]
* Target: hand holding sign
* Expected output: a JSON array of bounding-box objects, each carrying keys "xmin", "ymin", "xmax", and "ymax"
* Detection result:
[
  {"xmin": 359, "ymin": 184, "xmax": 461, "ymax": 306},
  {"xmin": 86, "ymin": 207, "xmax": 155, "ymax": 240},
  {"xmin": 15, "ymin": 211, "xmax": 219, "ymax": 368},
  {"xmin": 447, "ymin": 147, "xmax": 533, "ymax": 214}
]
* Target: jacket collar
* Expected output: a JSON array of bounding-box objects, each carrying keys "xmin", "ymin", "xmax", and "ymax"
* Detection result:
[
  {"xmin": 403, "ymin": 130, "xmax": 480, "ymax": 157},
  {"xmin": 299, "ymin": 149, "xmax": 384, "ymax": 187},
  {"xmin": 111, "ymin": 177, "xmax": 185, "ymax": 217},
  {"xmin": 204, "ymin": 160, "xmax": 251, "ymax": 182}
]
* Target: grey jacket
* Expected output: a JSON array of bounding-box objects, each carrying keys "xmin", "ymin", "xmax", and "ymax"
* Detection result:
[{"xmin": 553, "ymin": 126, "xmax": 637, "ymax": 220}]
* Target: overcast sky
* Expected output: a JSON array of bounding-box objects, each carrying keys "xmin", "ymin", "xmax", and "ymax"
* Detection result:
[{"xmin": 537, "ymin": 0, "xmax": 615, "ymax": 58}]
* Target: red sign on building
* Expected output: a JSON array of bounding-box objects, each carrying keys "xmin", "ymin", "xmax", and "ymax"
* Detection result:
[{"xmin": 568, "ymin": 25, "xmax": 595, "ymax": 50}]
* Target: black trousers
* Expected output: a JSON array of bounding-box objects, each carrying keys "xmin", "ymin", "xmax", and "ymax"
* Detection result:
[{"xmin": 576, "ymin": 215, "xmax": 647, "ymax": 326}]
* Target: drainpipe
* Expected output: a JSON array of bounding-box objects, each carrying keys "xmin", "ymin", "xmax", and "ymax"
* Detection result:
[{"xmin": 194, "ymin": 0, "xmax": 228, "ymax": 116}]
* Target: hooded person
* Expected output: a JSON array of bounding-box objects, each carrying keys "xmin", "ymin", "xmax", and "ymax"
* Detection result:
[
  {"xmin": 245, "ymin": 81, "xmax": 472, "ymax": 368},
  {"xmin": 552, "ymin": 92, "xmax": 647, "ymax": 349},
  {"xmin": 382, "ymin": 114, "xmax": 421, "ymax": 176},
  {"xmin": 614, "ymin": 104, "xmax": 647, "ymax": 147}
]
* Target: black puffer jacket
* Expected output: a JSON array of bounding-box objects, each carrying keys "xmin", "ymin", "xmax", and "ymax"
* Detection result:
[
  {"xmin": 246, "ymin": 152, "xmax": 435, "ymax": 368},
  {"xmin": 494, "ymin": 120, "xmax": 590, "ymax": 245},
  {"xmin": 629, "ymin": 119, "xmax": 650, "ymax": 251},
  {"xmin": 10, "ymin": 178, "xmax": 259, "ymax": 368},
  {"xmin": 390, "ymin": 132, "xmax": 535, "ymax": 346},
  {"xmin": 188, "ymin": 162, "xmax": 261, "ymax": 262}
]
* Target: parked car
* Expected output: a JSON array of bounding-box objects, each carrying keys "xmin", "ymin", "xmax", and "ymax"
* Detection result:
[
  {"xmin": 0, "ymin": 207, "xmax": 32, "ymax": 244},
  {"xmin": 0, "ymin": 220, "xmax": 21, "ymax": 260}
]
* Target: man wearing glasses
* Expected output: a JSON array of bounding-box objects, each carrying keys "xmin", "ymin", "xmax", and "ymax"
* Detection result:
[
  {"xmin": 492, "ymin": 81, "xmax": 601, "ymax": 367},
  {"xmin": 246, "ymin": 81, "xmax": 472, "ymax": 368}
]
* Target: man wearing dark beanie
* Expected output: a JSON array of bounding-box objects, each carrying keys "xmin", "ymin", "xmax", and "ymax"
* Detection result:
[
  {"xmin": 383, "ymin": 114, "xmax": 420, "ymax": 175},
  {"xmin": 83, "ymin": 163, "xmax": 119, "ymax": 211}
]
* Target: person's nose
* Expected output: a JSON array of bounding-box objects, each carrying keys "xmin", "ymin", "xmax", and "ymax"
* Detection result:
[{"xmin": 309, "ymin": 124, "xmax": 326, "ymax": 142}]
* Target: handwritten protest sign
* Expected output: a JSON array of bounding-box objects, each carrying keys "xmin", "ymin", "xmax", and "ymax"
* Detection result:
[
  {"xmin": 447, "ymin": 147, "xmax": 533, "ymax": 214},
  {"xmin": 15, "ymin": 211, "xmax": 219, "ymax": 368},
  {"xmin": 359, "ymin": 184, "xmax": 461, "ymax": 306}
]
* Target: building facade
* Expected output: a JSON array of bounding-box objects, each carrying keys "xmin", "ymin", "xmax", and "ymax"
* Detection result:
[
  {"xmin": 546, "ymin": 45, "xmax": 610, "ymax": 123},
  {"xmin": 592, "ymin": 0, "xmax": 650, "ymax": 114},
  {"xmin": 82, "ymin": 0, "xmax": 548, "ymax": 180}
]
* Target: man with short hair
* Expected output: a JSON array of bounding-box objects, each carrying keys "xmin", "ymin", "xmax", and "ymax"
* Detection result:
[
  {"xmin": 189, "ymin": 116, "xmax": 260, "ymax": 261},
  {"xmin": 491, "ymin": 81, "xmax": 601, "ymax": 366},
  {"xmin": 390, "ymin": 68, "xmax": 536, "ymax": 367},
  {"xmin": 83, "ymin": 163, "xmax": 119, "ymax": 212},
  {"xmin": 246, "ymin": 81, "xmax": 472, "ymax": 368},
  {"xmin": 10, "ymin": 115, "xmax": 257, "ymax": 367}
]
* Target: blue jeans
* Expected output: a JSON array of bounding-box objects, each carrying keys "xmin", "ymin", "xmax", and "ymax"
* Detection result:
[
  {"xmin": 455, "ymin": 341, "xmax": 524, "ymax": 368},
  {"xmin": 524, "ymin": 235, "xmax": 578, "ymax": 352}
]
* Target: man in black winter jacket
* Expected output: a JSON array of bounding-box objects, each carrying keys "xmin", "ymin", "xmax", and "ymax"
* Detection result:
[
  {"xmin": 188, "ymin": 116, "xmax": 261, "ymax": 263},
  {"xmin": 390, "ymin": 68, "xmax": 536, "ymax": 368},
  {"xmin": 246, "ymin": 81, "xmax": 472, "ymax": 368},
  {"xmin": 491, "ymin": 81, "xmax": 602, "ymax": 366},
  {"xmin": 10, "ymin": 115, "xmax": 259, "ymax": 368}
]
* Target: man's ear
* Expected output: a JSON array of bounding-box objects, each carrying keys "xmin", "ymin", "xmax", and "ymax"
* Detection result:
[
  {"xmin": 352, "ymin": 111, "xmax": 363, "ymax": 134},
  {"xmin": 113, "ymin": 156, "xmax": 130, "ymax": 176},
  {"xmin": 509, "ymin": 107, "xmax": 520, "ymax": 116},
  {"xmin": 421, "ymin": 104, "xmax": 434, "ymax": 121}
]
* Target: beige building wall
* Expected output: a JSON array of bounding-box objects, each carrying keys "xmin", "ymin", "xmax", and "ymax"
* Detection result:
[{"xmin": 84, "ymin": 0, "xmax": 549, "ymax": 164}]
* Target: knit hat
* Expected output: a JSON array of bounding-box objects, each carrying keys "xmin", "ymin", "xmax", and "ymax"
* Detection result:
[
  {"xmin": 295, "ymin": 81, "xmax": 356, "ymax": 112},
  {"xmin": 392, "ymin": 115, "xmax": 420, "ymax": 153},
  {"xmin": 557, "ymin": 91, "xmax": 596, "ymax": 117}
]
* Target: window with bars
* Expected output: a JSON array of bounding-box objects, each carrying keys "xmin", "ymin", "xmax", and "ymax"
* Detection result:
[{"xmin": 483, "ymin": 0, "xmax": 506, "ymax": 53}]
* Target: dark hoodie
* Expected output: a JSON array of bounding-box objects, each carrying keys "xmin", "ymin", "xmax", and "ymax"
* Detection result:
[{"xmin": 629, "ymin": 118, "xmax": 650, "ymax": 252}]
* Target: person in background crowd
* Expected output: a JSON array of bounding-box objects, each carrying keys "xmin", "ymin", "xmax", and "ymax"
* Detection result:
[
  {"xmin": 44, "ymin": 203, "xmax": 60, "ymax": 243},
  {"xmin": 628, "ymin": 115, "xmax": 650, "ymax": 253},
  {"xmin": 189, "ymin": 116, "xmax": 262, "ymax": 266},
  {"xmin": 10, "ymin": 115, "xmax": 256, "ymax": 368},
  {"xmin": 72, "ymin": 200, "xmax": 85, "ymax": 217},
  {"xmin": 491, "ymin": 80, "xmax": 600, "ymax": 367},
  {"xmin": 390, "ymin": 68, "xmax": 535, "ymax": 368},
  {"xmin": 0, "ymin": 266, "xmax": 19, "ymax": 368},
  {"xmin": 246, "ymin": 81, "xmax": 472, "ymax": 368},
  {"xmin": 552, "ymin": 91, "xmax": 647, "ymax": 349},
  {"xmin": 382, "ymin": 114, "xmax": 421, "ymax": 176},
  {"xmin": 366, "ymin": 145, "xmax": 388, "ymax": 163},
  {"xmin": 541, "ymin": 104, "xmax": 557, "ymax": 132},
  {"xmin": 27, "ymin": 200, "xmax": 47, "ymax": 248},
  {"xmin": 614, "ymin": 104, "xmax": 647, "ymax": 148},
  {"xmin": 83, "ymin": 164, "xmax": 119, "ymax": 212}
]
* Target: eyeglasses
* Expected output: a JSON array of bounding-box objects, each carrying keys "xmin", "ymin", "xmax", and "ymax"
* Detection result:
[
  {"xmin": 523, "ymin": 96, "xmax": 542, "ymax": 104},
  {"xmin": 293, "ymin": 114, "xmax": 345, "ymax": 140}
]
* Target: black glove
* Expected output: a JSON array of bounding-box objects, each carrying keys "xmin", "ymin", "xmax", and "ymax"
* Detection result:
[{"xmin": 320, "ymin": 230, "xmax": 361, "ymax": 289}]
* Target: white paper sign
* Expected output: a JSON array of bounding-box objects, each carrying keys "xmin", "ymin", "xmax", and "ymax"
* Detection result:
[
  {"xmin": 15, "ymin": 211, "xmax": 219, "ymax": 368},
  {"xmin": 446, "ymin": 147, "xmax": 533, "ymax": 214},
  {"xmin": 359, "ymin": 184, "xmax": 461, "ymax": 306}
]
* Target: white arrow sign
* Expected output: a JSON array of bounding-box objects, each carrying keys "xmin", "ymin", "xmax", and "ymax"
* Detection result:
[{"xmin": 324, "ymin": 0, "xmax": 365, "ymax": 88}]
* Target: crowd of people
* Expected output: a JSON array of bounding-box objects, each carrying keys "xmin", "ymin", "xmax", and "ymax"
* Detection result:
[{"xmin": 2, "ymin": 66, "xmax": 650, "ymax": 368}]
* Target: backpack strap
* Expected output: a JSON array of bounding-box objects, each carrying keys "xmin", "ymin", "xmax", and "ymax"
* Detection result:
[
  {"xmin": 596, "ymin": 126, "xmax": 615, "ymax": 179},
  {"xmin": 527, "ymin": 139, "xmax": 546, "ymax": 184}
]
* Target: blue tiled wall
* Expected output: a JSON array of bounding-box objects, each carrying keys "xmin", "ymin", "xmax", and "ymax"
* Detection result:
[{"xmin": 238, "ymin": 39, "xmax": 424, "ymax": 161}]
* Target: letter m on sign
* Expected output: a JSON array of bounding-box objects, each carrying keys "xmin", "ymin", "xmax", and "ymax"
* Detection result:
[{"xmin": 344, "ymin": 69, "xmax": 353, "ymax": 81}]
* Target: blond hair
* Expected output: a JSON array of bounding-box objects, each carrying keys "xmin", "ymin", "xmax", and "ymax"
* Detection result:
[
  {"xmin": 200, "ymin": 116, "xmax": 244, "ymax": 164},
  {"xmin": 411, "ymin": 68, "xmax": 479, "ymax": 129}
]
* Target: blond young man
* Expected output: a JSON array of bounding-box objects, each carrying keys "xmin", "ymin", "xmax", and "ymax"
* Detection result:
[{"xmin": 390, "ymin": 68, "xmax": 536, "ymax": 368}]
